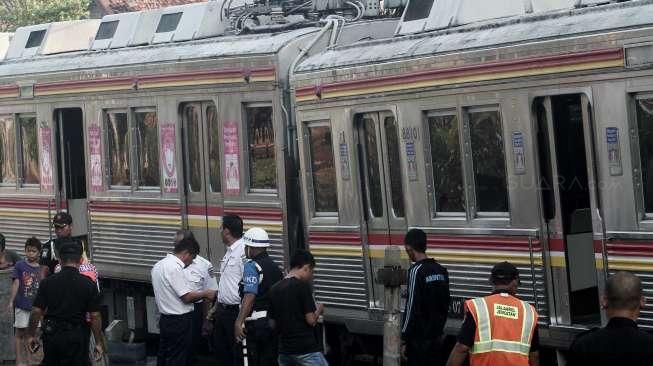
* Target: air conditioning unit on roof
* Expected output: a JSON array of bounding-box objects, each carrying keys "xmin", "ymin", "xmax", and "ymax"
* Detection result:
[
  {"xmin": 5, "ymin": 20, "xmax": 101, "ymax": 59},
  {"xmin": 397, "ymin": 0, "xmax": 618, "ymax": 35},
  {"xmin": 0, "ymin": 33, "xmax": 12, "ymax": 61},
  {"xmin": 92, "ymin": 11, "xmax": 142, "ymax": 50}
]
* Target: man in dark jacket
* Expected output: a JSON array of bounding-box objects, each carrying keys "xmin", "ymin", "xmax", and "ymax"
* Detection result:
[
  {"xmin": 568, "ymin": 271, "xmax": 653, "ymax": 365},
  {"xmin": 401, "ymin": 228, "xmax": 450, "ymax": 366}
]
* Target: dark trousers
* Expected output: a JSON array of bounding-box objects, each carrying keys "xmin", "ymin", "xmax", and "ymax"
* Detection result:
[
  {"xmin": 158, "ymin": 312, "xmax": 193, "ymax": 366},
  {"xmin": 213, "ymin": 305, "xmax": 243, "ymax": 366},
  {"xmin": 407, "ymin": 337, "xmax": 443, "ymax": 366},
  {"xmin": 42, "ymin": 326, "xmax": 90, "ymax": 366},
  {"xmin": 244, "ymin": 318, "xmax": 278, "ymax": 366}
]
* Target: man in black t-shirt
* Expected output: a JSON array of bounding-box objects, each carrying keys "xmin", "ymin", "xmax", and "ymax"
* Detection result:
[
  {"xmin": 27, "ymin": 241, "xmax": 105, "ymax": 365},
  {"xmin": 268, "ymin": 249, "xmax": 327, "ymax": 366}
]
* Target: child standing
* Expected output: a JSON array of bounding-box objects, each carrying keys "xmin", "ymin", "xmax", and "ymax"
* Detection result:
[{"xmin": 7, "ymin": 237, "xmax": 43, "ymax": 366}]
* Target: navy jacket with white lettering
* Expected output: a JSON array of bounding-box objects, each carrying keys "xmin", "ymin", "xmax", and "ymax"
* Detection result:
[{"xmin": 401, "ymin": 258, "xmax": 450, "ymax": 341}]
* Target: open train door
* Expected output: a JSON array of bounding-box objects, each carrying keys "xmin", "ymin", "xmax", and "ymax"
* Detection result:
[
  {"xmin": 354, "ymin": 110, "xmax": 407, "ymax": 308},
  {"xmin": 180, "ymin": 102, "xmax": 222, "ymax": 261},
  {"xmin": 54, "ymin": 108, "xmax": 88, "ymax": 236},
  {"xmin": 533, "ymin": 94, "xmax": 604, "ymax": 326}
]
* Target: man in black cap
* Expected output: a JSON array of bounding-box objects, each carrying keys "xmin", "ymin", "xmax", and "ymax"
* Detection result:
[
  {"xmin": 40, "ymin": 212, "xmax": 73, "ymax": 278},
  {"xmin": 446, "ymin": 261, "xmax": 540, "ymax": 366},
  {"xmin": 401, "ymin": 228, "xmax": 450, "ymax": 366},
  {"xmin": 567, "ymin": 271, "xmax": 653, "ymax": 366},
  {"xmin": 26, "ymin": 239, "xmax": 105, "ymax": 366}
]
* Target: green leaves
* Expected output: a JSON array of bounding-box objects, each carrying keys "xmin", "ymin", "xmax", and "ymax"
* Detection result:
[{"xmin": 0, "ymin": 0, "xmax": 91, "ymax": 32}]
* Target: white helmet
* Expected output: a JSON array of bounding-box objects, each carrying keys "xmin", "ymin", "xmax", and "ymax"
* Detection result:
[{"xmin": 243, "ymin": 227, "xmax": 270, "ymax": 248}]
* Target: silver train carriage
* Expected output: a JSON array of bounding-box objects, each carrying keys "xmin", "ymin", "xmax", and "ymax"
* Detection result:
[
  {"xmin": 0, "ymin": 1, "xmax": 396, "ymax": 333},
  {"xmin": 291, "ymin": 0, "xmax": 653, "ymax": 348}
]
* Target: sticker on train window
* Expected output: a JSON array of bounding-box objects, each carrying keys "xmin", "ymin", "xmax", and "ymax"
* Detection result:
[
  {"xmin": 338, "ymin": 132, "xmax": 350, "ymax": 181},
  {"xmin": 512, "ymin": 131, "xmax": 526, "ymax": 175},
  {"xmin": 606, "ymin": 127, "xmax": 623, "ymax": 176}
]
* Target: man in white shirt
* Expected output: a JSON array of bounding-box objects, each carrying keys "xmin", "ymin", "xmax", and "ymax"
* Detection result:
[
  {"xmin": 152, "ymin": 236, "xmax": 215, "ymax": 366},
  {"xmin": 175, "ymin": 229, "xmax": 219, "ymax": 364},
  {"xmin": 213, "ymin": 214, "xmax": 246, "ymax": 366}
]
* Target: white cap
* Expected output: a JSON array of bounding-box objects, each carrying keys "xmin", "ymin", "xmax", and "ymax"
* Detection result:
[{"xmin": 243, "ymin": 227, "xmax": 270, "ymax": 248}]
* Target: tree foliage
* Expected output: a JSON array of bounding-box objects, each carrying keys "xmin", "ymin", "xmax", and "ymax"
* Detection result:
[{"xmin": 0, "ymin": 0, "xmax": 91, "ymax": 32}]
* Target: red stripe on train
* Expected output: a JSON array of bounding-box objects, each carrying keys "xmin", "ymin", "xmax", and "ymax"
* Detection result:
[
  {"xmin": 0, "ymin": 198, "xmax": 54, "ymax": 210},
  {"xmin": 187, "ymin": 205, "xmax": 224, "ymax": 216},
  {"xmin": 309, "ymin": 232, "xmax": 362, "ymax": 245},
  {"xmin": 607, "ymin": 241, "xmax": 653, "ymax": 257}
]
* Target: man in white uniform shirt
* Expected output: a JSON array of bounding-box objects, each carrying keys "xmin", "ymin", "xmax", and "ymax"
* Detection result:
[
  {"xmin": 175, "ymin": 229, "xmax": 219, "ymax": 363},
  {"xmin": 213, "ymin": 214, "xmax": 246, "ymax": 366},
  {"xmin": 152, "ymin": 236, "xmax": 215, "ymax": 366}
]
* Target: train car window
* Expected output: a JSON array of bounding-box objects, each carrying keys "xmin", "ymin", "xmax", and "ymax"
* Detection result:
[
  {"xmin": 404, "ymin": 0, "xmax": 434, "ymax": 21},
  {"xmin": 184, "ymin": 105, "xmax": 202, "ymax": 192},
  {"xmin": 0, "ymin": 115, "xmax": 16, "ymax": 185},
  {"xmin": 134, "ymin": 110, "xmax": 160, "ymax": 189},
  {"xmin": 308, "ymin": 125, "xmax": 338, "ymax": 214},
  {"xmin": 636, "ymin": 99, "xmax": 653, "ymax": 214},
  {"xmin": 25, "ymin": 30, "xmax": 45, "ymax": 49},
  {"xmin": 156, "ymin": 13, "xmax": 182, "ymax": 33},
  {"xmin": 207, "ymin": 105, "xmax": 221, "ymax": 193},
  {"xmin": 18, "ymin": 114, "xmax": 39, "ymax": 185},
  {"xmin": 384, "ymin": 116, "xmax": 405, "ymax": 218},
  {"xmin": 95, "ymin": 21, "xmax": 119, "ymax": 40},
  {"xmin": 362, "ymin": 117, "xmax": 384, "ymax": 218},
  {"xmin": 246, "ymin": 105, "xmax": 277, "ymax": 191},
  {"xmin": 468, "ymin": 109, "xmax": 509, "ymax": 214},
  {"xmin": 105, "ymin": 111, "xmax": 130, "ymax": 187},
  {"xmin": 427, "ymin": 112, "xmax": 465, "ymax": 214}
]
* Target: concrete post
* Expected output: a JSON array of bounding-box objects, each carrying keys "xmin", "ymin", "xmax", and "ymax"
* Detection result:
[
  {"xmin": 376, "ymin": 246, "xmax": 406, "ymax": 366},
  {"xmin": 0, "ymin": 268, "xmax": 16, "ymax": 362}
]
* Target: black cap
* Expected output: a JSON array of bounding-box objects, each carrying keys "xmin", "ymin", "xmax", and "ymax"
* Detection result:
[
  {"xmin": 490, "ymin": 261, "xmax": 519, "ymax": 281},
  {"xmin": 52, "ymin": 212, "xmax": 72, "ymax": 228}
]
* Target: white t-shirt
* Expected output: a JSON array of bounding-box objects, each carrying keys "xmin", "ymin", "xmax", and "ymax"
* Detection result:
[
  {"xmin": 217, "ymin": 239, "xmax": 246, "ymax": 305},
  {"xmin": 151, "ymin": 254, "xmax": 194, "ymax": 315},
  {"xmin": 185, "ymin": 255, "xmax": 219, "ymax": 292}
]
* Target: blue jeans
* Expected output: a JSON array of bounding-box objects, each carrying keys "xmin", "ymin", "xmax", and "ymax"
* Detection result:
[{"xmin": 278, "ymin": 352, "xmax": 328, "ymax": 366}]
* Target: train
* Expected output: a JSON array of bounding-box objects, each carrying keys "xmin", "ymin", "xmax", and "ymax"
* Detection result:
[{"xmin": 0, "ymin": 0, "xmax": 652, "ymax": 355}]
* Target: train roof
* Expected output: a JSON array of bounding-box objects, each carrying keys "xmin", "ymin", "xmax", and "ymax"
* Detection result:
[
  {"xmin": 0, "ymin": 27, "xmax": 316, "ymax": 79},
  {"xmin": 295, "ymin": 0, "xmax": 653, "ymax": 73}
]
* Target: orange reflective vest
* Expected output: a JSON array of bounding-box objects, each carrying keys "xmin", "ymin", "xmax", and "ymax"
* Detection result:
[{"xmin": 465, "ymin": 293, "xmax": 538, "ymax": 366}]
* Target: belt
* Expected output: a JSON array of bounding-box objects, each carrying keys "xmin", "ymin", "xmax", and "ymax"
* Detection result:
[
  {"xmin": 218, "ymin": 303, "xmax": 240, "ymax": 311},
  {"xmin": 160, "ymin": 312, "xmax": 193, "ymax": 318}
]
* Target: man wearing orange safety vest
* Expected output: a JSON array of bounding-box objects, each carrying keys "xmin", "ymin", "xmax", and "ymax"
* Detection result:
[{"xmin": 446, "ymin": 261, "xmax": 540, "ymax": 366}]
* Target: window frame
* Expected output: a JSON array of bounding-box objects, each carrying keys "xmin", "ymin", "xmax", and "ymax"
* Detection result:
[
  {"xmin": 303, "ymin": 120, "xmax": 339, "ymax": 218},
  {"xmin": 102, "ymin": 107, "xmax": 161, "ymax": 193},
  {"xmin": 104, "ymin": 109, "xmax": 131, "ymax": 191},
  {"xmin": 463, "ymin": 105, "xmax": 511, "ymax": 219},
  {"xmin": 244, "ymin": 102, "xmax": 277, "ymax": 195},
  {"xmin": 0, "ymin": 114, "xmax": 18, "ymax": 189},
  {"xmin": 16, "ymin": 113, "xmax": 39, "ymax": 188},
  {"xmin": 423, "ymin": 109, "xmax": 468, "ymax": 219},
  {"xmin": 132, "ymin": 107, "xmax": 161, "ymax": 191},
  {"xmin": 632, "ymin": 94, "xmax": 653, "ymax": 221}
]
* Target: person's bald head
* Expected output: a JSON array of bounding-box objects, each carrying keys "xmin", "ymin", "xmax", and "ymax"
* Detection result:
[{"xmin": 605, "ymin": 271, "xmax": 644, "ymax": 311}]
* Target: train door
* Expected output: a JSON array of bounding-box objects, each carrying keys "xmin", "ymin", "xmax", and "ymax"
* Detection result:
[
  {"xmin": 181, "ymin": 102, "xmax": 222, "ymax": 261},
  {"xmin": 354, "ymin": 111, "xmax": 407, "ymax": 306},
  {"xmin": 54, "ymin": 108, "xmax": 88, "ymax": 236},
  {"xmin": 534, "ymin": 94, "xmax": 602, "ymax": 325}
]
